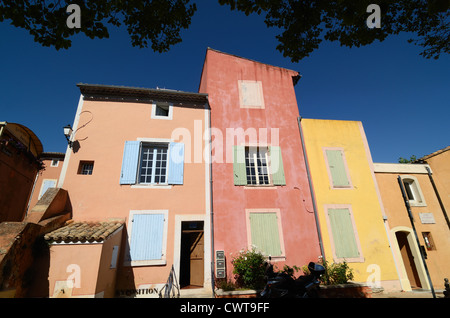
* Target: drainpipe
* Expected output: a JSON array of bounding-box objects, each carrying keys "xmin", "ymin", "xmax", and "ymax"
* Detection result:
[
  {"xmin": 206, "ymin": 97, "xmax": 215, "ymax": 296},
  {"xmin": 397, "ymin": 176, "xmax": 436, "ymax": 298},
  {"xmin": 425, "ymin": 166, "xmax": 450, "ymax": 230},
  {"xmin": 297, "ymin": 117, "xmax": 326, "ymax": 262}
]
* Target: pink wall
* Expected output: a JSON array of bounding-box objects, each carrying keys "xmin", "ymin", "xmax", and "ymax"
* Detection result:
[{"xmin": 199, "ymin": 49, "xmax": 321, "ymax": 274}]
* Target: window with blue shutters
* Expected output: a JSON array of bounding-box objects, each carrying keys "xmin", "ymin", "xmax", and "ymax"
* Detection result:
[
  {"xmin": 120, "ymin": 141, "xmax": 184, "ymax": 186},
  {"xmin": 126, "ymin": 211, "xmax": 168, "ymax": 266}
]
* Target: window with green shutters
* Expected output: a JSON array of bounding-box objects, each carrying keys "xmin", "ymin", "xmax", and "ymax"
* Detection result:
[
  {"xmin": 324, "ymin": 148, "xmax": 352, "ymax": 188},
  {"xmin": 249, "ymin": 212, "xmax": 283, "ymax": 257},
  {"xmin": 233, "ymin": 145, "xmax": 286, "ymax": 186},
  {"xmin": 327, "ymin": 207, "xmax": 363, "ymax": 262}
]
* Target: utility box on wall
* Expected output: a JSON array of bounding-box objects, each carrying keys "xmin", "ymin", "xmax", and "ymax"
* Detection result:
[{"xmin": 215, "ymin": 250, "xmax": 226, "ymax": 278}]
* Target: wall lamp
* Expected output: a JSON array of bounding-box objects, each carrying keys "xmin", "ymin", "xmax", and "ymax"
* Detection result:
[{"xmin": 63, "ymin": 124, "xmax": 73, "ymax": 148}]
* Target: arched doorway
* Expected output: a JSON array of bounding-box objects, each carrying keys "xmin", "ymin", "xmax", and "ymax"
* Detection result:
[{"xmin": 391, "ymin": 227, "xmax": 430, "ymax": 291}]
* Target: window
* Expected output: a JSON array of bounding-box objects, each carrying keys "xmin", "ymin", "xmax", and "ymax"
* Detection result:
[
  {"xmin": 401, "ymin": 176, "xmax": 426, "ymax": 206},
  {"xmin": 233, "ymin": 145, "xmax": 285, "ymax": 186},
  {"xmin": 247, "ymin": 210, "xmax": 285, "ymax": 259},
  {"xmin": 245, "ymin": 147, "xmax": 270, "ymax": 185},
  {"xmin": 324, "ymin": 148, "xmax": 352, "ymax": 188},
  {"xmin": 238, "ymin": 80, "xmax": 265, "ymax": 109},
  {"xmin": 422, "ymin": 232, "xmax": 436, "ymax": 251},
  {"xmin": 326, "ymin": 206, "xmax": 364, "ymax": 262},
  {"xmin": 120, "ymin": 141, "xmax": 184, "ymax": 186},
  {"xmin": 139, "ymin": 144, "xmax": 168, "ymax": 184},
  {"xmin": 78, "ymin": 161, "xmax": 94, "ymax": 175},
  {"xmin": 38, "ymin": 179, "xmax": 57, "ymax": 199},
  {"xmin": 151, "ymin": 102, "xmax": 173, "ymax": 120},
  {"xmin": 50, "ymin": 159, "xmax": 59, "ymax": 167},
  {"xmin": 125, "ymin": 210, "xmax": 168, "ymax": 266}
]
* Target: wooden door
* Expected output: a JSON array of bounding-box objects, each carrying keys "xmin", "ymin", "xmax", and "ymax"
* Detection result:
[
  {"xmin": 396, "ymin": 231, "xmax": 422, "ymax": 288},
  {"xmin": 189, "ymin": 231, "xmax": 204, "ymax": 287}
]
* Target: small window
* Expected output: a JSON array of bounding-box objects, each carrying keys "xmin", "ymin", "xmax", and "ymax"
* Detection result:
[
  {"xmin": 78, "ymin": 161, "xmax": 94, "ymax": 175},
  {"xmin": 50, "ymin": 159, "xmax": 59, "ymax": 167},
  {"xmin": 151, "ymin": 102, "xmax": 172, "ymax": 120},
  {"xmin": 422, "ymin": 232, "xmax": 436, "ymax": 251},
  {"xmin": 401, "ymin": 176, "xmax": 426, "ymax": 206}
]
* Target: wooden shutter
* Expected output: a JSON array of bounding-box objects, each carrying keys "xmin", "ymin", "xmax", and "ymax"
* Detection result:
[
  {"xmin": 327, "ymin": 208, "xmax": 359, "ymax": 258},
  {"xmin": 129, "ymin": 213, "xmax": 164, "ymax": 261},
  {"xmin": 250, "ymin": 213, "xmax": 282, "ymax": 256},
  {"xmin": 270, "ymin": 146, "xmax": 286, "ymax": 186},
  {"xmin": 233, "ymin": 145, "xmax": 247, "ymax": 185},
  {"xmin": 325, "ymin": 149, "xmax": 350, "ymax": 187},
  {"xmin": 120, "ymin": 141, "xmax": 140, "ymax": 184},
  {"xmin": 168, "ymin": 142, "xmax": 184, "ymax": 185}
]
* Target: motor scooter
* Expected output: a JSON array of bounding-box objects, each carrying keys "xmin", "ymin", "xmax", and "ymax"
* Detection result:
[{"xmin": 260, "ymin": 258, "xmax": 325, "ymax": 298}]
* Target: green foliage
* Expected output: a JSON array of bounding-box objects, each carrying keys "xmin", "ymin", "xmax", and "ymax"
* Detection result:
[
  {"xmin": 0, "ymin": 0, "xmax": 196, "ymax": 52},
  {"xmin": 315, "ymin": 260, "xmax": 354, "ymax": 285},
  {"xmin": 219, "ymin": 0, "xmax": 450, "ymax": 61},
  {"xmin": 231, "ymin": 248, "xmax": 266, "ymax": 290},
  {"xmin": 398, "ymin": 155, "xmax": 417, "ymax": 163},
  {"xmin": 1, "ymin": 1, "xmax": 448, "ymax": 60}
]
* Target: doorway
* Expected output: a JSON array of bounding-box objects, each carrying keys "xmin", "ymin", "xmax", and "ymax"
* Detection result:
[
  {"xmin": 180, "ymin": 221, "xmax": 204, "ymax": 289},
  {"xmin": 395, "ymin": 231, "xmax": 422, "ymax": 288}
]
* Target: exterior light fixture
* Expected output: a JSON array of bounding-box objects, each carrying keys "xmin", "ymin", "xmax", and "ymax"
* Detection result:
[{"xmin": 63, "ymin": 124, "xmax": 73, "ymax": 148}]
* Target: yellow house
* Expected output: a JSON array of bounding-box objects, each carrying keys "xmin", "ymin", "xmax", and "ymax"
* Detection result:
[{"xmin": 300, "ymin": 118, "xmax": 401, "ymax": 292}]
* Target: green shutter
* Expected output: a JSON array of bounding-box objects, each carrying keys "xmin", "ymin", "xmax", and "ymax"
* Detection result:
[
  {"xmin": 250, "ymin": 213, "xmax": 282, "ymax": 256},
  {"xmin": 328, "ymin": 208, "xmax": 359, "ymax": 258},
  {"xmin": 326, "ymin": 149, "xmax": 350, "ymax": 187},
  {"xmin": 233, "ymin": 145, "xmax": 247, "ymax": 185},
  {"xmin": 270, "ymin": 146, "xmax": 286, "ymax": 185}
]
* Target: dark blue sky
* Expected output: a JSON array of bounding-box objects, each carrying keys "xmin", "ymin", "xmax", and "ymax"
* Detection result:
[{"xmin": 1, "ymin": 1, "xmax": 449, "ymax": 162}]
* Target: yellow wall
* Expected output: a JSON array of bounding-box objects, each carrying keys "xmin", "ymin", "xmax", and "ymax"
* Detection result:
[{"xmin": 301, "ymin": 119, "xmax": 401, "ymax": 291}]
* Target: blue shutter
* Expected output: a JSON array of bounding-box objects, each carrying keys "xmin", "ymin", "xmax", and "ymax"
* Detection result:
[
  {"xmin": 129, "ymin": 213, "xmax": 164, "ymax": 261},
  {"xmin": 120, "ymin": 141, "xmax": 140, "ymax": 184},
  {"xmin": 39, "ymin": 179, "xmax": 56, "ymax": 199},
  {"xmin": 168, "ymin": 142, "xmax": 184, "ymax": 185}
]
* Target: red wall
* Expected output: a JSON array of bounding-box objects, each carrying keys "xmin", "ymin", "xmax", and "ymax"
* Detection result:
[{"xmin": 199, "ymin": 49, "xmax": 321, "ymax": 275}]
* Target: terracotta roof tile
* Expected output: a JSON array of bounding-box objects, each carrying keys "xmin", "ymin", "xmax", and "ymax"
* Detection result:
[{"xmin": 44, "ymin": 221, "xmax": 123, "ymax": 243}]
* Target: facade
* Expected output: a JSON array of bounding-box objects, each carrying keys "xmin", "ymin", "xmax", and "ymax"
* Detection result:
[
  {"xmin": 301, "ymin": 118, "xmax": 401, "ymax": 291},
  {"xmin": 47, "ymin": 84, "xmax": 212, "ymax": 297},
  {"xmin": 0, "ymin": 122, "xmax": 43, "ymax": 222},
  {"xmin": 27, "ymin": 152, "xmax": 65, "ymax": 212},
  {"xmin": 374, "ymin": 162, "xmax": 450, "ymax": 292},
  {"xmin": 199, "ymin": 49, "xmax": 322, "ymax": 280}
]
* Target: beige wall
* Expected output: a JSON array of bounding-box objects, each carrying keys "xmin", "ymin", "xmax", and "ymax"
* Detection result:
[{"xmin": 375, "ymin": 164, "xmax": 450, "ymax": 291}]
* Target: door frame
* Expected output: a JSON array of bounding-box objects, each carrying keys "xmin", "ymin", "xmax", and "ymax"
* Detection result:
[
  {"xmin": 391, "ymin": 226, "xmax": 431, "ymax": 291},
  {"xmin": 173, "ymin": 215, "xmax": 211, "ymax": 292}
]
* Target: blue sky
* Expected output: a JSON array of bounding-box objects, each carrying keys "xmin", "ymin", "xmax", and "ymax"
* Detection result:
[{"xmin": 1, "ymin": 1, "xmax": 449, "ymax": 163}]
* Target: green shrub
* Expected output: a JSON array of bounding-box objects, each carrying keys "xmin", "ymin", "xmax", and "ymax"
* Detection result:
[
  {"xmin": 318, "ymin": 260, "xmax": 354, "ymax": 285},
  {"xmin": 231, "ymin": 248, "xmax": 266, "ymax": 290}
]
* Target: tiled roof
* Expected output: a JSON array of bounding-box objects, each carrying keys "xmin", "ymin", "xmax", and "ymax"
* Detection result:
[
  {"xmin": 419, "ymin": 145, "xmax": 450, "ymax": 161},
  {"xmin": 44, "ymin": 221, "xmax": 123, "ymax": 243}
]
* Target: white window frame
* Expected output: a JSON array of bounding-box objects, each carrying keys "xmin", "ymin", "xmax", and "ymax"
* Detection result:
[
  {"xmin": 401, "ymin": 175, "xmax": 427, "ymax": 207},
  {"xmin": 125, "ymin": 210, "xmax": 169, "ymax": 267},
  {"xmin": 245, "ymin": 146, "xmax": 271, "ymax": 186},
  {"xmin": 50, "ymin": 159, "xmax": 59, "ymax": 167},
  {"xmin": 138, "ymin": 143, "xmax": 169, "ymax": 185},
  {"xmin": 151, "ymin": 102, "xmax": 173, "ymax": 120}
]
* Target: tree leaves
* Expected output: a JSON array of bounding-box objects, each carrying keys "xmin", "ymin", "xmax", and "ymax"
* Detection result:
[
  {"xmin": 220, "ymin": 0, "xmax": 450, "ymax": 61},
  {"xmin": 0, "ymin": 0, "xmax": 197, "ymax": 52}
]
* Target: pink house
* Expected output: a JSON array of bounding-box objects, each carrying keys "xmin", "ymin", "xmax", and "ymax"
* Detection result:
[
  {"xmin": 199, "ymin": 49, "xmax": 323, "ymax": 281},
  {"xmin": 46, "ymin": 84, "xmax": 212, "ymax": 297}
]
